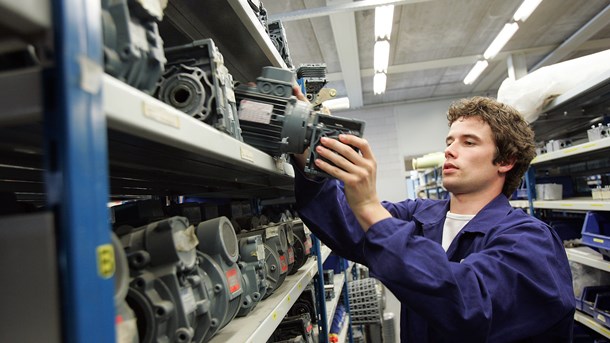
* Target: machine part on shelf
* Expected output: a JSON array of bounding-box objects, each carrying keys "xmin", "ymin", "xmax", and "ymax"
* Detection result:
[
  {"xmin": 156, "ymin": 39, "xmax": 242, "ymax": 139},
  {"xmin": 247, "ymin": 0, "xmax": 269, "ymax": 34},
  {"xmin": 262, "ymin": 241, "xmax": 283, "ymax": 299},
  {"xmin": 347, "ymin": 278, "xmax": 385, "ymax": 325},
  {"xmin": 234, "ymin": 66, "xmax": 366, "ymax": 179},
  {"xmin": 236, "ymin": 235, "xmax": 269, "ymax": 317},
  {"xmin": 239, "ymin": 223, "xmax": 290, "ymax": 298},
  {"xmin": 111, "ymin": 199, "xmax": 165, "ymax": 228},
  {"xmin": 267, "ymin": 20, "xmax": 293, "ymax": 68},
  {"xmin": 292, "ymin": 219, "xmax": 312, "ymax": 257},
  {"xmin": 195, "ymin": 216, "xmax": 244, "ymax": 337},
  {"xmin": 120, "ymin": 216, "xmax": 214, "ymax": 343},
  {"xmin": 101, "ymin": 0, "xmax": 166, "ymax": 93},
  {"xmin": 287, "ymin": 229, "xmax": 307, "ymax": 275},
  {"xmin": 296, "ymin": 63, "xmax": 328, "ymax": 105},
  {"xmin": 234, "ymin": 66, "xmax": 311, "ymax": 156},
  {"xmin": 112, "ymin": 232, "xmax": 139, "ymax": 343},
  {"xmin": 285, "ymin": 221, "xmax": 296, "ymax": 275},
  {"xmin": 288, "ymin": 283, "xmax": 318, "ymax": 324},
  {"xmin": 269, "ymin": 313, "xmax": 315, "ymax": 343}
]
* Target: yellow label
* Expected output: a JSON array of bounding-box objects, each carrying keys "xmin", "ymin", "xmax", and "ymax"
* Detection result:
[
  {"xmin": 97, "ymin": 244, "xmax": 115, "ymax": 279},
  {"xmin": 594, "ymin": 238, "xmax": 605, "ymax": 244}
]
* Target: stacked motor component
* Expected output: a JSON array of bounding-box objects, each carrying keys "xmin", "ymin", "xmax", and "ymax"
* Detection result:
[
  {"xmin": 112, "ymin": 232, "xmax": 138, "ymax": 343},
  {"xmin": 194, "ymin": 217, "xmax": 244, "ymax": 340},
  {"xmin": 236, "ymin": 234, "xmax": 268, "ymax": 317},
  {"xmin": 156, "ymin": 39, "xmax": 242, "ymax": 139},
  {"xmin": 111, "ymin": 199, "xmax": 314, "ymax": 342},
  {"xmin": 238, "ymin": 221, "xmax": 290, "ymax": 299},
  {"xmin": 119, "ymin": 216, "xmax": 215, "ymax": 343},
  {"xmin": 296, "ymin": 63, "xmax": 328, "ymax": 105},
  {"xmin": 234, "ymin": 66, "xmax": 366, "ymax": 178},
  {"xmin": 101, "ymin": 0, "xmax": 167, "ymax": 93},
  {"xmin": 267, "ymin": 20, "xmax": 294, "ymax": 68}
]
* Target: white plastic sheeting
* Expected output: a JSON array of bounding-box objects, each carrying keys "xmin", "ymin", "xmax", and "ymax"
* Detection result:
[{"xmin": 497, "ymin": 49, "xmax": 610, "ymax": 123}]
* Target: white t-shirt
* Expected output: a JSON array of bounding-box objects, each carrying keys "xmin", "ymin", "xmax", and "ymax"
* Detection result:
[{"xmin": 442, "ymin": 211, "xmax": 475, "ymax": 251}]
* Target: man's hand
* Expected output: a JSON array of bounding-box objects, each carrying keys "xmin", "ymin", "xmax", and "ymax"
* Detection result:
[{"xmin": 313, "ymin": 134, "xmax": 391, "ymax": 230}]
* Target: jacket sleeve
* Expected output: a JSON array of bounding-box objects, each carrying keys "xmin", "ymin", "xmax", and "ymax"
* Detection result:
[
  {"xmin": 363, "ymin": 216, "xmax": 574, "ymax": 341},
  {"xmin": 294, "ymin": 167, "xmax": 368, "ymax": 265}
]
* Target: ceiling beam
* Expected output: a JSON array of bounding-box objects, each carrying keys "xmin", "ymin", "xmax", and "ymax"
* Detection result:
[
  {"xmin": 531, "ymin": 3, "xmax": 610, "ymax": 71},
  {"xmin": 268, "ymin": 0, "xmax": 433, "ymax": 22},
  {"xmin": 327, "ymin": 0, "xmax": 363, "ymax": 108}
]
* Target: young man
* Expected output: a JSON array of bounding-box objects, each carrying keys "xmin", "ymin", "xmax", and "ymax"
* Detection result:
[{"xmin": 292, "ymin": 96, "xmax": 575, "ymax": 342}]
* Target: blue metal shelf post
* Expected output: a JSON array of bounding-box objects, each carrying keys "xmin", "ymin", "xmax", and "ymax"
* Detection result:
[
  {"xmin": 311, "ymin": 234, "xmax": 329, "ymax": 343},
  {"xmin": 46, "ymin": 0, "xmax": 115, "ymax": 341}
]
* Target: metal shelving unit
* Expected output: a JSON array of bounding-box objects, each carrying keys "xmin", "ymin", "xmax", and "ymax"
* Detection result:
[
  {"xmin": 520, "ymin": 68, "xmax": 610, "ymax": 340},
  {"xmin": 0, "ymin": 1, "xmax": 336, "ymax": 342},
  {"xmin": 209, "ymin": 245, "xmax": 332, "ymax": 343}
]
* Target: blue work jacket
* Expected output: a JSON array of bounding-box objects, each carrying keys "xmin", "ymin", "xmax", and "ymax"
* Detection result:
[{"xmin": 294, "ymin": 172, "xmax": 575, "ymax": 342}]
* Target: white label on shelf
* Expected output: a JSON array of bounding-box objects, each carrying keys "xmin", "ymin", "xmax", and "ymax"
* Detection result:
[
  {"xmin": 180, "ymin": 287, "xmax": 197, "ymax": 314},
  {"xmin": 240, "ymin": 146, "xmax": 254, "ymax": 162},
  {"xmin": 79, "ymin": 55, "xmax": 103, "ymax": 94},
  {"xmin": 143, "ymin": 102, "xmax": 181, "ymax": 128},
  {"xmin": 597, "ymin": 313, "xmax": 606, "ymax": 323},
  {"xmin": 238, "ymin": 99, "xmax": 273, "ymax": 124}
]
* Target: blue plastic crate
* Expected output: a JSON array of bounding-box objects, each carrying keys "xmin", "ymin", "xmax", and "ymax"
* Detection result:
[
  {"xmin": 581, "ymin": 212, "xmax": 610, "ymax": 260},
  {"xmin": 594, "ymin": 292, "xmax": 610, "ymax": 329},
  {"xmin": 581, "ymin": 285, "xmax": 610, "ymax": 317}
]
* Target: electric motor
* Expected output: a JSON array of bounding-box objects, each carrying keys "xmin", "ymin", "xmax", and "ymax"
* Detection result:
[
  {"xmin": 156, "ymin": 39, "xmax": 242, "ymax": 139},
  {"xmin": 119, "ymin": 216, "xmax": 214, "ymax": 343},
  {"xmin": 195, "ymin": 216, "xmax": 244, "ymax": 339},
  {"xmin": 236, "ymin": 235, "xmax": 269, "ymax": 317}
]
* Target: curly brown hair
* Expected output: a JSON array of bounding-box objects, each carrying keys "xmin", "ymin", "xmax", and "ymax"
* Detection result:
[{"xmin": 447, "ymin": 96, "xmax": 536, "ymax": 198}]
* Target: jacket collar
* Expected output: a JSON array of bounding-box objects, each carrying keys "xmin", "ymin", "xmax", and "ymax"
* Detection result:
[{"xmin": 413, "ymin": 194, "xmax": 513, "ymax": 235}]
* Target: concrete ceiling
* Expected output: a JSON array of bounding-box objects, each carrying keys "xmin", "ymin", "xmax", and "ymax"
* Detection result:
[{"xmin": 263, "ymin": 0, "xmax": 610, "ymax": 110}]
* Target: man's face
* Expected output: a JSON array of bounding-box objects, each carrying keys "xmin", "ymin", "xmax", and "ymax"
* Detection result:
[{"xmin": 442, "ymin": 116, "xmax": 506, "ymax": 196}]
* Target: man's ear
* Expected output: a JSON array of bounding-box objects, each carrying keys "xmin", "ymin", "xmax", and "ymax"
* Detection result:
[{"xmin": 498, "ymin": 158, "xmax": 516, "ymax": 173}]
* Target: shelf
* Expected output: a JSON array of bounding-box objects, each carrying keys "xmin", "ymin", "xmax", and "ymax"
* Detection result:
[
  {"xmin": 0, "ymin": 0, "xmax": 51, "ymax": 36},
  {"xmin": 339, "ymin": 314, "xmax": 350, "ymax": 343},
  {"xmin": 326, "ymin": 272, "xmax": 346, "ymax": 328},
  {"xmin": 209, "ymin": 245, "xmax": 331, "ymax": 343},
  {"xmin": 566, "ymin": 246, "xmax": 610, "ymax": 272},
  {"xmin": 103, "ymin": 74, "xmax": 295, "ymax": 199},
  {"xmin": 0, "ymin": 72, "xmax": 297, "ymax": 201},
  {"xmin": 575, "ymin": 310, "xmax": 610, "ymax": 339},
  {"xmin": 532, "ymin": 68, "xmax": 610, "ymax": 142},
  {"xmin": 531, "ymin": 136, "xmax": 610, "ymax": 165},
  {"xmin": 159, "ymin": 0, "xmax": 287, "ymax": 83},
  {"xmin": 0, "ymin": 67, "xmax": 43, "ymax": 126},
  {"xmin": 511, "ymin": 198, "xmax": 610, "ymax": 212}
]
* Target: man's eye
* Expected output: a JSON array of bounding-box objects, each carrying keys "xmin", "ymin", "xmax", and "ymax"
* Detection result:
[{"xmin": 465, "ymin": 141, "xmax": 475, "ymax": 146}]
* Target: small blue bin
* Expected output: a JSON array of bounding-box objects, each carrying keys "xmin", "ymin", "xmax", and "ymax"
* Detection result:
[
  {"xmin": 581, "ymin": 211, "xmax": 610, "ymax": 260},
  {"xmin": 594, "ymin": 292, "xmax": 610, "ymax": 328},
  {"xmin": 581, "ymin": 285, "xmax": 610, "ymax": 316}
]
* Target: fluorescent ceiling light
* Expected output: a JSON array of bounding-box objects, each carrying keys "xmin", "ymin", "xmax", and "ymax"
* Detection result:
[
  {"xmin": 463, "ymin": 60, "xmax": 489, "ymax": 85},
  {"xmin": 375, "ymin": 5, "xmax": 394, "ymax": 40},
  {"xmin": 483, "ymin": 22, "xmax": 519, "ymax": 60},
  {"xmin": 513, "ymin": 0, "xmax": 543, "ymax": 22},
  {"xmin": 374, "ymin": 40, "xmax": 390, "ymax": 72},
  {"xmin": 373, "ymin": 72, "xmax": 387, "ymax": 94},
  {"xmin": 323, "ymin": 97, "xmax": 350, "ymax": 111}
]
